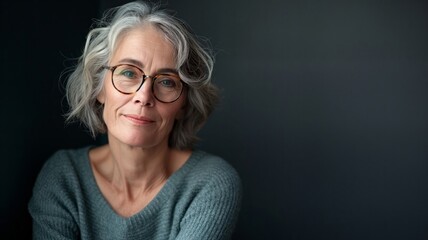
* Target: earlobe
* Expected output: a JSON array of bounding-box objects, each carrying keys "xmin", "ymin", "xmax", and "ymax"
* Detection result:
[{"xmin": 97, "ymin": 90, "xmax": 105, "ymax": 104}]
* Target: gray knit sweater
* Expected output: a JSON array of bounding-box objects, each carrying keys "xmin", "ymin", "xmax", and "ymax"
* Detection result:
[{"xmin": 28, "ymin": 147, "xmax": 242, "ymax": 240}]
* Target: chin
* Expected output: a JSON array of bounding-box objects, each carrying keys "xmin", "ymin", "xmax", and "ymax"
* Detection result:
[
  {"xmin": 108, "ymin": 127, "xmax": 169, "ymax": 149},
  {"xmin": 123, "ymin": 134, "xmax": 168, "ymax": 149}
]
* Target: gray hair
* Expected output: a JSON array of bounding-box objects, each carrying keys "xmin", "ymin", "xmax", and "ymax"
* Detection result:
[{"xmin": 65, "ymin": 1, "xmax": 219, "ymax": 149}]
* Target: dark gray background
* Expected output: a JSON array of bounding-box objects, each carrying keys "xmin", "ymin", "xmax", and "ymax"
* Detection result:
[{"xmin": 1, "ymin": 0, "xmax": 427, "ymax": 239}]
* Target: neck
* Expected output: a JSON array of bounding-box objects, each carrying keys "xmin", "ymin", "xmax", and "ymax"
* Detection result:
[{"xmin": 103, "ymin": 138, "xmax": 174, "ymax": 200}]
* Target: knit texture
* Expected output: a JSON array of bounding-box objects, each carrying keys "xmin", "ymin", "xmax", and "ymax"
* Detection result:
[{"xmin": 28, "ymin": 147, "xmax": 242, "ymax": 240}]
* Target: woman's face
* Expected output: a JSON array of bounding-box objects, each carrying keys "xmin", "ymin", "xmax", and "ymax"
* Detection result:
[{"xmin": 97, "ymin": 25, "xmax": 185, "ymax": 149}]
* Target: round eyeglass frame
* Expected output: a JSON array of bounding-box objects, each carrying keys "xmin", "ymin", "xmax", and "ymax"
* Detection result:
[{"xmin": 103, "ymin": 64, "xmax": 185, "ymax": 103}]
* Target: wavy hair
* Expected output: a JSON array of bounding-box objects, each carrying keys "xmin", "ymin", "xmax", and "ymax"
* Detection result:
[{"xmin": 65, "ymin": 1, "xmax": 219, "ymax": 149}]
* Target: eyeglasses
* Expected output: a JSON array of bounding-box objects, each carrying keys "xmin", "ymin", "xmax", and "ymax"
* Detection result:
[{"xmin": 103, "ymin": 64, "xmax": 184, "ymax": 103}]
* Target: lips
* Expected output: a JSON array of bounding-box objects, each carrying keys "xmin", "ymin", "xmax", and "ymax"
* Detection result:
[{"xmin": 123, "ymin": 114, "xmax": 155, "ymax": 125}]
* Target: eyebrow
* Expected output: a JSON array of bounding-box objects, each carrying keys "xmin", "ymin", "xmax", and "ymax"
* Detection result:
[
  {"xmin": 117, "ymin": 58, "xmax": 144, "ymax": 68},
  {"xmin": 117, "ymin": 58, "xmax": 179, "ymax": 75},
  {"xmin": 157, "ymin": 68, "xmax": 179, "ymax": 75}
]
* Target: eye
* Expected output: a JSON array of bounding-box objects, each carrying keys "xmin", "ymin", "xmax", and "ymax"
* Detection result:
[
  {"xmin": 119, "ymin": 69, "xmax": 138, "ymax": 79},
  {"xmin": 114, "ymin": 65, "xmax": 142, "ymax": 80},
  {"xmin": 160, "ymin": 79, "xmax": 176, "ymax": 87},
  {"xmin": 156, "ymin": 75, "xmax": 179, "ymax": 88}
]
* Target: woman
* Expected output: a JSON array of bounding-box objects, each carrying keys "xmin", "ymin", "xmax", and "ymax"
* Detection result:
[{"xmin": 28, "ymin": 1, "xmax": 242, "ymax": 239}]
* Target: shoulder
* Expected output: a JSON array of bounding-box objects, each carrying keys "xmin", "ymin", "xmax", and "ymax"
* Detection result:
[
  {"xmin": 192, "ymin": 151, "xmax": 239, "ymax": 177},
  {"xmin": 39, "ymin": 146, "xmax": 91, "ymax": 175},
  {"xmin": 32, "ymin": 146, "xmax": 92, "ymax": 192},
  {"xmin": 29, "ymin": 146, "xmax": 93, "ymax": 208},
  {"xmin": 185, "ymin": 150, "xmax": 242, "ymax": 194}
]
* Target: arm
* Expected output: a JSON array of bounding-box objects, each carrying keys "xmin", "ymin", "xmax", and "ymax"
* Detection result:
[
  {"xmin": 176, "ymin": 169, "xmax": 243, "ymax": 240},
  {"xmin": 28, "ymin": 152, "xmax": 80, "ymax": 240}
]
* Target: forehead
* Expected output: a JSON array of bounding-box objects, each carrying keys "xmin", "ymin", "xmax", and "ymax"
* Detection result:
[{"xmin": 111, "ymin": 25, "xmax": 176, "ymax": 68}]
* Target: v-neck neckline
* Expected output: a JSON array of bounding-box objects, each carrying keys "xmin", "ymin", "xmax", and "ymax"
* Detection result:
[{"xmin": 81, "ymin": 146, "xmax": 204, "ymax": 222}]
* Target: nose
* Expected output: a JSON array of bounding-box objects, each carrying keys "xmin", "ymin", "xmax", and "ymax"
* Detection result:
[{"xmin": 133, "ymin": 76, "xmax": 155, "ymax": 107}]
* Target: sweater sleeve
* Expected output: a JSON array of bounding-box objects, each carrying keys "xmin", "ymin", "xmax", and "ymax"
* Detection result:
[
  {"xmin": 175, "ymin": 160, "xmax": 243, "ymax": 240},
  {"xmin": 28, "ymin": 151, "xmax": 80, "ymax": 240}
]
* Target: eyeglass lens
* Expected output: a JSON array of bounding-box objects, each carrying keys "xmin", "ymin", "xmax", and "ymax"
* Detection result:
[{"xmin": 111, "ymin": 64, "xmax": 183, "ymax": 103}]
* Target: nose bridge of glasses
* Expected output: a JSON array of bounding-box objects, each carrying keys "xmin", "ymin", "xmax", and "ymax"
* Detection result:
[
  {"xmin": 135, "ymin": 74, "xmax": 154, "ymax": 93},
  {"xmin": 143, "ymin": 74, "xmax": 153, "ymax": 81}
]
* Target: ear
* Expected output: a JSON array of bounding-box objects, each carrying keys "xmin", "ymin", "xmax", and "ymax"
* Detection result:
[
  {"xmin": 97, "ymin": 89, "xmax": 106, "ymax": 104},
  {"xmin": 175, "ymin": 89, "xmax": 188, "ymax": 120},
  {"xmin": 175, "ymin": 105, "xmax": 186, "ymax": 120}
]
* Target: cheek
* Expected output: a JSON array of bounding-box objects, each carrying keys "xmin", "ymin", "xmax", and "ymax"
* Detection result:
[
  {"xmin": 157, "ymin": 106, "xmax": 183, "ymax": 130},
  {"xmin": 165, "ymin": 99, "xmax": 187, "ymax": 122},
  {"xmin": 160, "ymin": 110, "xmax": 178, "ymax": 125},
  {"xmin": 102, "ymin": 92, "xmax": 127, "ymax": 125}
]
